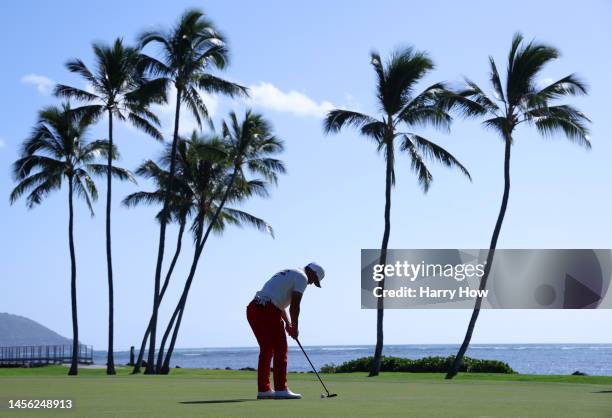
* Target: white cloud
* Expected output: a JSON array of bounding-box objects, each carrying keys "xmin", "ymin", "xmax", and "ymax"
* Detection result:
[
  {"xmin": 21, "ymin": 74, "xmax": 55, "ymax": 95},
  {"xmin": 128, "ymin": 81, "xmax": 338, "ymax": 139},
  {"xmin": 247, "ymin": 82, "xmax": 335, "ymax": 118}
]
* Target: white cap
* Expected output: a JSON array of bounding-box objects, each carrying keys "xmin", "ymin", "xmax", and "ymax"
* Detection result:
[{"xmin": 306, "ymin": 262, "xmax": 325, "ymax": 287}]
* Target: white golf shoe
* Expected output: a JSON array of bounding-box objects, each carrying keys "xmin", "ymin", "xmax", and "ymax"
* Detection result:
[
  {"xmin": 274, "ymin": 388, "xmax": 302, "ymax": 399},
  {"xmin": 256, "ymin": 390, "xmax": 275, "ymax": 400}
]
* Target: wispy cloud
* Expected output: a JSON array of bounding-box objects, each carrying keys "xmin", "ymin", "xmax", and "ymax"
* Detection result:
[
  {"xmin": 247, "ymin": 82, "xmax": 335, "ymax": 118},
  {"xmin": 126, "ymin": 81, "xmax": 340, "ymax": 139},
  {"xmin": 21, "ymin": 74, "xmax": 55, "ymax": 95}
]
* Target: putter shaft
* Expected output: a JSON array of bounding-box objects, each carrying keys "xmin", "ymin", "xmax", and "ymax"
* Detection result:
[{"xmin": 295, "ymin": 338, "xmax": 336, "ymax": 397}]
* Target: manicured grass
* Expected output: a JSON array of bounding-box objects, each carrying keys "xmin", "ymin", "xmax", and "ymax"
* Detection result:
[{"xmin": 1, "ymin": 366, "xmax": 611, "ymax": 417}]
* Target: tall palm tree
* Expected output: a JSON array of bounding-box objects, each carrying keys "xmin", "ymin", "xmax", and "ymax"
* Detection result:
[
  {"xmin": 9, "ymin": 104, "xmax": 131, "ymax": 375},
  {"xmin": 123, "ymin": 133, "xmax": 215, "ymax": 372},
  {"xmin": 54, "ymin": 38, "xmax": 164, "ymax": 374},
  {"xmin": 445, "ymin": 33, "xmax": 590, "ymax": 379},
  {"xmin": 158, "ymin": 111, "xmax": 285, "ymax": 373},
  {"xmin": 324, "ymin": 48, "xmax": 472, "ymax": 376},
  {"xmin": 136, "ymin": 8, "xmax": 247, "ymax": 373}
]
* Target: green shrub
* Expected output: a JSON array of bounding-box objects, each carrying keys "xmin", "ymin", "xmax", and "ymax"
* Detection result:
[{"xmin": 320, "ymin": 356, "xmax": 515, "ymax": 374}]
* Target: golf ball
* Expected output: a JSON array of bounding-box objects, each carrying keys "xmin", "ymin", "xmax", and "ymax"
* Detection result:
[{"xmin": 320, "ymin": 394, "xmax": 325, "ymax": 399}]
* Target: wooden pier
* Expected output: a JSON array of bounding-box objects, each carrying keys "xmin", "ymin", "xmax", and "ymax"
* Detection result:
[{"xmin": 0, "ymin": 344, "xmax": 94, "ymax": 367}]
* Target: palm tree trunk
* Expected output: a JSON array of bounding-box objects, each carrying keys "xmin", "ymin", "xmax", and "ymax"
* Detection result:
[
  {"xmin": 156, "ymin": 288, "xmax": 183, "ymax": 373},
  {"xmin": 159, "ymin": 169, "xmax": 240, "ymax": 373},
  {"xmin": 160, "ymin": 304, "xmax": 185, "ymax": 373},
  {"xmin": 146, "ymin": 87, "xmax": 182, "ymax": 374},
  {"xmin": 133, "ymin": 220, "xmax": 185, "ymax": 374},
  {"xmin": 369, "ymin": 139, "xmax": 393, "ymax": 377},
  {"xmin": 106, "ymin": 110, "xmax": 116, "ymax": 375},
  {"xmin": 67, "ymin": 178, "xmax": 79, "ymax": 376},
  {"xmin": 446, "ymin": 136, "xmax": 512, "ymax": 379},
  {"xmin": 158, "ymin": 224, "xmax": 205, "ymax": 374},
  {"xmin": 161, "ymin": 221, "xmax": 186, "ymax": 298},
  {"xmin": 156, "ymin": 221, "xmax": 196, "ymax": 372}
]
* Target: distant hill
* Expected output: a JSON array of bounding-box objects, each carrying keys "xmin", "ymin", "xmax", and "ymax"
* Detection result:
[{"xmin": 0, "ymin": 313, "xmax": 72, "ymax": 346}]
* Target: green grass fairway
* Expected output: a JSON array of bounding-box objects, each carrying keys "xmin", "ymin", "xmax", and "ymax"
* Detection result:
[{"xmin": 1, "ymin": 367, "xmax": 611, "ymax": 417}]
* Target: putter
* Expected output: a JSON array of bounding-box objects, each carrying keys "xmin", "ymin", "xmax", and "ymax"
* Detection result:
[{"xmin": 295, "ymin": 338, "xmax": 338, "ymax": 398}]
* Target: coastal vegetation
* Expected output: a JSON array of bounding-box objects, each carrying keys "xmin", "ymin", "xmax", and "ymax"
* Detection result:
[{"xmin": 320, "ymin": 356, "xmax": 515, "ymax": 374}]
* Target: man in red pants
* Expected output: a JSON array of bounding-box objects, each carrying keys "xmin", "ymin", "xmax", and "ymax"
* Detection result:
[{"xmin": 246, "ymin": 262, "xmax": 325, "ymax": 400}]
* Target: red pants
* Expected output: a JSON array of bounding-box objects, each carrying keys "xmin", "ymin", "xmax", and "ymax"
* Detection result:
[{"xmin": 246, "ymin": 300, "xmax": 288, "ymax": 392}]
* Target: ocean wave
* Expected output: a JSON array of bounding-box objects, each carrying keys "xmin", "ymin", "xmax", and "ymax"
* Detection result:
[{"xmin": 319, "ymin": 347, "xmax": 364, "ymax": 351}]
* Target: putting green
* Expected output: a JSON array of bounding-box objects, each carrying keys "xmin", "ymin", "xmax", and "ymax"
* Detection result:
[{"xmin": 1, "ymin": 367, "xmax": 611, "ymax": 417}]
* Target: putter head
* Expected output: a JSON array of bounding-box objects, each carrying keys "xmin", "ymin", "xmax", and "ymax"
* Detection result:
[{"xmin": 327, "ymin": 393, "xmax": 338, "ymax": 398}]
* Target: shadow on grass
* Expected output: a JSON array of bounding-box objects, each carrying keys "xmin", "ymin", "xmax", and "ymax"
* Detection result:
[
  {"xmin": 180, "ymin": 399, "xmax": 255, "ymax": 404},
  {"xmin": 592, "ymin": 390, "xmax": 612, "ymax": 394}
]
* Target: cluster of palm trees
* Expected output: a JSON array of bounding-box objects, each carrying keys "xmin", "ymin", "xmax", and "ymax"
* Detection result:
[
  {"xmin": 10, "ymin": 9, "xmax": 284, "ymax": 376},
  {"xmin": 11, "ymin": 7, "xmax": 591, "ymax": 379},
  {"xmin": 325, "ymin": 34, "xmax": 590, "ymax": 377}
]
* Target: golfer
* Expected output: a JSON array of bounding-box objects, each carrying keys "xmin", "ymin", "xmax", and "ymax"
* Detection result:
[{"xmin": 246, "ymin": 262, "xmax": 325, "ymax": 399}]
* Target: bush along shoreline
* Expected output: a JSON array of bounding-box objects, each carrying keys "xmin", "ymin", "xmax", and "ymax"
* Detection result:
[{"xmin": 320, "ymin": 356, "xmax": 516, "ymax": 374}]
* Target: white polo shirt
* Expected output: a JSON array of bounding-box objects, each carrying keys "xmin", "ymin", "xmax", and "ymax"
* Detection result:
[{"xmin": 255, "ymin": 269, "xmax": 308, "ymax": 310}]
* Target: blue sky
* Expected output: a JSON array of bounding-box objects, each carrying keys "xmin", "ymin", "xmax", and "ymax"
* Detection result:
[{"xmin": 2, "ymin": 0, "xmax": 612, "ymax": 350}]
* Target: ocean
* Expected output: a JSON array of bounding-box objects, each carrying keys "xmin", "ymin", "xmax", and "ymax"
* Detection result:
[{"xmin": 94, "ymin": 344, "xmax": 612, "ymax": 375}]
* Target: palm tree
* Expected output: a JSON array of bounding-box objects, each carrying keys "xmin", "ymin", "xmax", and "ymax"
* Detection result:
[
  {"xmin": 445, "ymin": 33, "xmax": 591, "ymax": 379},
  {"xmin": 324, "ymin": 48, "xmax": 472, "ymax": 376},
  {"xmin": 157, "ymin": 111, "xmax": 285, "ymax": 373},
  {"xmin": 136, "ymin": 8, "xmax": 247, "ymax": 373},
  {"xmin": 123, "ymin": 133, "xmax": 209, "ymax": 372},
  {"xmin": 9, "ymin": 104, "xmax": 132, "ymax": 375},
  {"xmin": 54, "ymin": 38, "xmax": 164, "ymax": 374}
]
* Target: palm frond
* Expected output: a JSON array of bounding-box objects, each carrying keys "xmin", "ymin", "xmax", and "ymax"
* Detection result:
[
  {"xmin": 489, "ymin": 57, "xmax": 505, "ymax": 103},
  {"xmin": 54, "ymin": 85, "xmax": 100, "ymax": 102},
  {"xmin": 127, "ymin": 113, "xmax": 164, "ymax": 140},
  {"xmin": 10, "ymin": 171, "xmax": 54, "ymax": 203},
  {"xmin": 506, "ymin": 33, "xmax": 560, "ymax": 106},
  {"xmin": 378, "ymin": 47, "xmax": 434, "ymax": 114},
  {"xmin": 527, "ymin": 105, "xmax": 591, "ymax": 148},
  {"xmin": 222, "ymin": 207, "xmax": 274, "ymax": 238},
  {"xmin": 398, "ymin": 104, "xmax": 452, "ymax": 132},
  {"xmin": 402, "ymin": 138, "xmax": 433, "ymax": 192},
  {"xmin": 195, "ymin": 74, "xmax": 247, "ymax": 97},
  {"xmin": 181, "ymin": 86, "xmax": 207, "ymax": 129},
  {"xmin": 125, "ymin": 77, "xmax": 170, "ymax": 107},
  {"xmin": 122, "ymin": 190, "xmax": 165, "ymax": 208},
  {"xmin": 323, "ymin": 110, "xmax": 377, "ymax": 134},
  {"xmin": 137, "ymin": 54, "xmax": 173, "ymax": 77},
  {"xmin": 72, "ymin": 175, "xmax": 96, "ymax": 216},
  {"xmin": 24, "ymin": 175, "xmax": 62, "ymax": 208},
  {"xmin": 403, "ymin": 134, "xmax": 471, "ymax": 180},
  {"xmin": 65, "ymin": 59, "xmax": 101, "ymax": 90},
  {"xmin": 524, "ymin": 74, "xmax": 589, "ymax": 112},
  {"xmin": 12, "ymin": 155, "xmax": 64, "ymax": 180},
  {"xmin": 482, "ymin": 116, "xmax": 509, "ymax": 139},
  {"xmin": 87, "ymin": 164, "xmax": 136, "ymax": 182},
  {"xmin": 454, "ymin": 79, "xmax": 499, "ymax": 114}
]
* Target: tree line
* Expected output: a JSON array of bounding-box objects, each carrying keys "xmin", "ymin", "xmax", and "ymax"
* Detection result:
[{"xmin": 10, "ymin": 8, "xmax": 590, "ymax": 378}]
